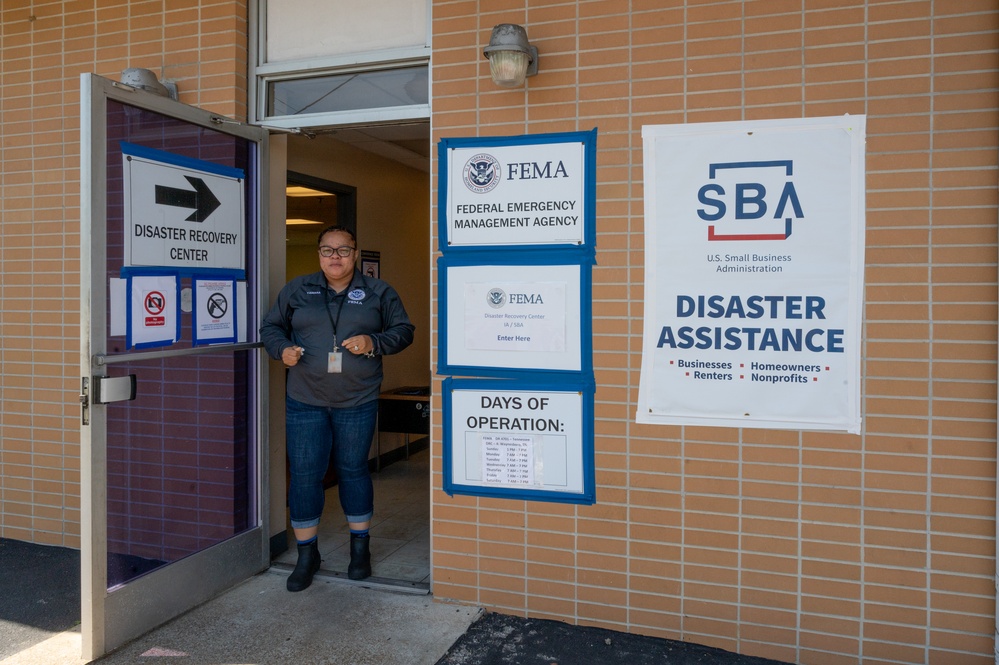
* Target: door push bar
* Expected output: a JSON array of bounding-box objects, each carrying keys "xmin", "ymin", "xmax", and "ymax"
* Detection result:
[
  {"xmin": 81, "ymin": 342, "xmax": 264, "ymax": 424},
  {"xmin": 92, "ymin": 341, "xmax": 264, "ymax": 366}
]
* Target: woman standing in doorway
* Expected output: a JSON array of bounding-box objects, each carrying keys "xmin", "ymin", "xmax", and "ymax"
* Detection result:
[{"xmin": 261, "ymin": 225, "xmax": 415, "ymax": 591}]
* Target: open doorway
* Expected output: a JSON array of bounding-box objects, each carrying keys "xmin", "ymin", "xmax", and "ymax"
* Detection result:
[{"xmin": 271, "ymin": 123, "xmax": 432, "ymax": 590}]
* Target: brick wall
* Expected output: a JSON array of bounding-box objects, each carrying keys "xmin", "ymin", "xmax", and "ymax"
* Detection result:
[
  {"xmin": 0, "ymin": 1, "xmax": 247, "ymax": 547},
  {"xmin": 1, "ymin": 0, "xmax": 997, "ymax": 661},
  {"xmin": 430, "ymin": 2, "xmax": 999, "ymax": 663}
]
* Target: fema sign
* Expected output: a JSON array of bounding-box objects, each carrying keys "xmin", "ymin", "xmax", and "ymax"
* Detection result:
[
  {"xmin": 439, "ymin": 131, "xmax": 596, "ymax": 249},
  {"xmin": 436, "ymin": 131, "xmax": 597, "ymax": 504},
  {"xmin": 637, "ymin": 116, "xmax": 867, "ymax": 433}
]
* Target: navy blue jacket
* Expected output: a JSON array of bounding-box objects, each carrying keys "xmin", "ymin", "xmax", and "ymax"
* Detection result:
[{"xmin": 260, "ymin": 270, "xmax": 415, "ymax": 407}]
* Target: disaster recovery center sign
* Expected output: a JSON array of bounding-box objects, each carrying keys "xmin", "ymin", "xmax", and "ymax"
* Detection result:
[
  {"xmin": 637, "ymin": 116, "xmax": 866, "ymax": 433},
  {"xmin": 122, "ymin": 142, "xmax": 246, "ymax": 274}
]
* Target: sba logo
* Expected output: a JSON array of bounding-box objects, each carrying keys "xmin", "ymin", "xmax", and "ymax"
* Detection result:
[{"xmin": 697, "ymin": 160, "xmax": 803, "ymax": 241}]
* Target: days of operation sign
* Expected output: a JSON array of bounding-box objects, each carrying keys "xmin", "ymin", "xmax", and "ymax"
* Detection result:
[
  {"xmin": 445, "ymin": 139, "xmax": 587, "ymax": 247},
  {"xmin": 445, "ymin": 382, "xmax": 588, "ymax": 496},
  {"xmin": 122, "ymin": 143, "xmax": 246, "ymax": 272}
]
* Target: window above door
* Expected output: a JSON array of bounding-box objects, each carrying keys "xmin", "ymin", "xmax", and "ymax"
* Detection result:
[{"xmin": 250, "ymin": 0, "xmax": 430, "ymax": 128}]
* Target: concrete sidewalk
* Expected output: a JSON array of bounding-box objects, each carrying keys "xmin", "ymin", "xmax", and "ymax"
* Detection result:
[
  {"xmin": 2, "ymin": 552, "xmax": 789, "ymax": 665},
  {"xmin": 4, "ymin": 568, "xmax": 481, "ymax": 665}
]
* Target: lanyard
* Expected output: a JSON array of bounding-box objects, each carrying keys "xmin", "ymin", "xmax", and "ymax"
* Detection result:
[{"xmin": 322, "ymin": 274, "xmax": 355, "ymax": 349}]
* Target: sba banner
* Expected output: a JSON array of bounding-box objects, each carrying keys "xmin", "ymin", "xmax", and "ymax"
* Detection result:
[{"xmin": 637, "ymin": 116, "xmax": 866, "ymax": 433}]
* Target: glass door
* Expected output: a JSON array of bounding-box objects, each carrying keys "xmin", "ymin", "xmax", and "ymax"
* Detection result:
[{"xmin": 80, "ymin": 74, "xmax": 270, "ymax": 659}]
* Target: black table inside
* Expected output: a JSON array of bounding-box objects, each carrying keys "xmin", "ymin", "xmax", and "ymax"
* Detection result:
[{"xmin": 376, "ymin": 386, "xmax": 430, "ymax": 469}]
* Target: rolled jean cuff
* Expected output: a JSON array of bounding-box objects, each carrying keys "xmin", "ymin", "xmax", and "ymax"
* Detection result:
[
  {"xmin": 290, "ymin": 516, "xmax": 321, "ymax": 529},
  {"xmin": 344, "ymin": 509, "xmax": 373, "ymax": 523}
]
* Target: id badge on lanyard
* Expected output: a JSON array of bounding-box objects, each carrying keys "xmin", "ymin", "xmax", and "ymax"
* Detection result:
[
  {"xmin": 324, "ymin": 280, "xmax": 351, "ymax": 374},
  {"xmin": 328, "ymin": 349, "xmax": 343, "ymax": 373}
]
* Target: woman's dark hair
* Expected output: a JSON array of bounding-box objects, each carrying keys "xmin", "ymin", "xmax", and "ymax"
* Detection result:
[{"xmin": 317, "ymin": 225, "xmax": 356, "ymax": 246}]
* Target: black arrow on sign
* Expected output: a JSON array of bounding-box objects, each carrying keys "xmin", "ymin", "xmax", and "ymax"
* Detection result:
[{"xmin": 155, "ymin": 176, "xmax": 221, "ymax": 223}]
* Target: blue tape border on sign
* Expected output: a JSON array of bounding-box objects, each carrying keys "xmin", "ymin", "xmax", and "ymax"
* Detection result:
[
  {"xmin": 436, "ymin": 252, "xmax": 593, "ymax": 379},
  {"xmin": 122, "ymin": 266, "xmax": 246, "ymax": 280},
  {"xmin": 442, "ymin": 376, "xmax": 596, "ymax": 504},
  {"xmin": 120, "ymin": 141, "xmax": 246, "ymax": 180},
  {"xmin": 436, "ymin": 128, "xmax": 598, "ymax": 259}
]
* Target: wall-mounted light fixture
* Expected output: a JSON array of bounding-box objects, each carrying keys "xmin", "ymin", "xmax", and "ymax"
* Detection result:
[
  {"xmin": 483, "ymin": 24, "xmax": 539, "ymax": 88},
  {"xmin": 120, "ymin": 67, "xmax": 178, "ymax": 100}
]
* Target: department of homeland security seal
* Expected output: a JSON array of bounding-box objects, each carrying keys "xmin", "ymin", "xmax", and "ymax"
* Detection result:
[
  {"xmin": 462, "ymin": 153, "xmax": 501, "ymax": 194},
  {"xmin": 486, "ymin": 288, "xmax": 506, "ymax": 308},
  {"xmin": 348, "ymin": 288, "xmax": 366, "ymax": 301}
]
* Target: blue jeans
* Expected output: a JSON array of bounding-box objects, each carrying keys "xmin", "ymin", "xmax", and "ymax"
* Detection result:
[{"xmin": 286, "ymin": 396, "xmax": 378, "ymax": 528}]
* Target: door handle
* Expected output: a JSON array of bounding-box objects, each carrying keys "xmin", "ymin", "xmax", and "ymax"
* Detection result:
[{"xmin": 93, "ymin": 375, "xmax": 138, "ymax": 404}]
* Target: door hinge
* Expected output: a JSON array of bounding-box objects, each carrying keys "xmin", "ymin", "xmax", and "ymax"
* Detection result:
[{"xmin": 80, "ymin": 377, "xmax": 90, "ymax": 426}]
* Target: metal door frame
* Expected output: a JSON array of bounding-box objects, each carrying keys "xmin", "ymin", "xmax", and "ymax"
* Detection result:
[{"xmin": 80, "ymin": 73, "xmax": 271, "ymax": 659}]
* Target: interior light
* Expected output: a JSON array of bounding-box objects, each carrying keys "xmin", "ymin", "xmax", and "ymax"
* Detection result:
[
  {"xmin": 286, "ymin": 184, "xmax": 335, "ymax": 226},
  {"xmin": 286, "ymin": 185, "xmax": 330, "ymax": 197}
]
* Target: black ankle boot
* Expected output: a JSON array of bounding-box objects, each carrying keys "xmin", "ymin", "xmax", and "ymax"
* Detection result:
[
  {"xmin": 348, "ymin": 534, "xmax": 371, "ymax": 580},
  {"xmin": 286, "ymin": 539, "xmax": 321, "ymax": 592}
]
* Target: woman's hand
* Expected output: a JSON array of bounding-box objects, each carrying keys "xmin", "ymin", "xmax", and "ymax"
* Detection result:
[
  {"xmin": 282, "ymin": 346, "xmax": 305, "ymax": 366},
  {"xmin": 342, "ymin": 335, "xmax": 373, "ymax": 355}
]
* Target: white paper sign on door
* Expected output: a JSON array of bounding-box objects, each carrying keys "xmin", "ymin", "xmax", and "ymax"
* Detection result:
[
  {"xmin": 193, "ymin": 278, "xmax": 237, "ymax": 345},
  {"xmin": 127, "ymin": 274, "xmax": 180, "ymax": 349}
]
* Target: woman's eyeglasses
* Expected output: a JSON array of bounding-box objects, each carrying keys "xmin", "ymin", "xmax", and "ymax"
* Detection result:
[{"xmin": 318, "ymin": 245, "xmax": 356, "ymax": 258}]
